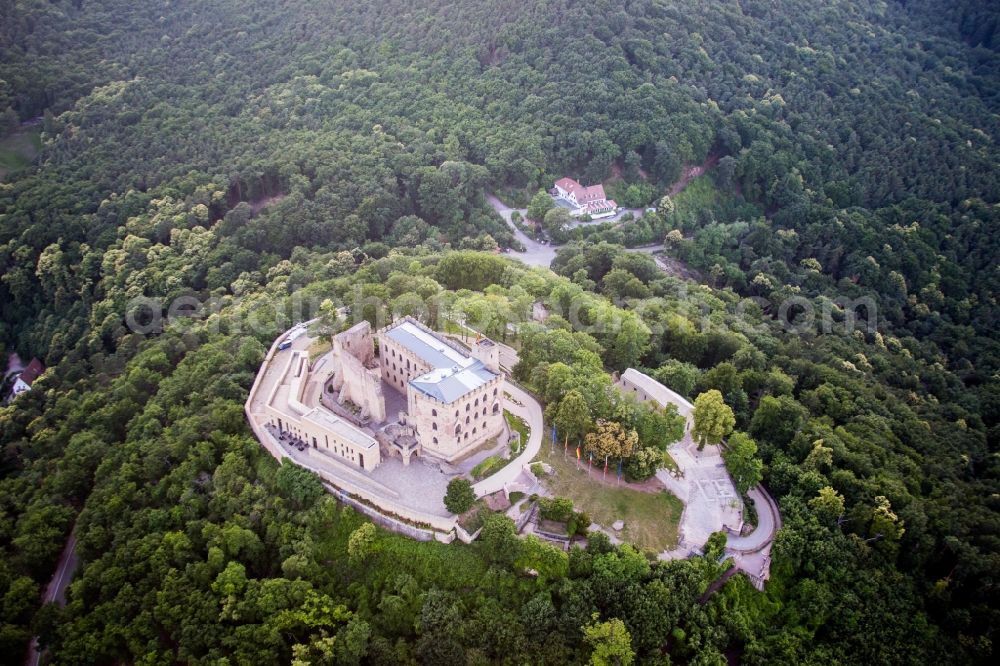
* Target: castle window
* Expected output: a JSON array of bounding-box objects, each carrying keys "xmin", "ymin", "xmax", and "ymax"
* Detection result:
[
  {"xmin": 493, "ymin": 403, "xmax": 500, "ymax": 413},
  {"xmin": 473, "ymin": 428, "xmax": 477, "ymax": 434},
  {"xmin": 432, "ymin": 422, "xmax": 438, "ymax": 431},
  {"xmin": 465, "ymin": 416, "xmax": 470, "ymax": 425},
  {"xmin": 433, "ymin": 437, "xmax": 438, "ymax": 445},
  {"xmin": 474, "ymin": 398, "xmax": 479, "ymax": 407},
  {"xmin": 466, "ymin": 404, "xmax": 470, "ymax": 412},
  {"xmin": 493, "ymin": 388, "xmax": 498, "ymax": 396},
  {"xmin": 432, "ymin": 409, "xmax": 437, "ymax": 417}
]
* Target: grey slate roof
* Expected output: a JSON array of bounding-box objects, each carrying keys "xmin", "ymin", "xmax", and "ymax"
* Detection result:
[
  {"xmin": 410, "ymin": 361, "xmax": 497, "ymax": 403},
  {"xmin": 383, "ymin": 320, "xmax": 497, "ymax": 403},
  {"xmin": 383, "ymin": 321, "xmax": 468, "ymax": 370}
]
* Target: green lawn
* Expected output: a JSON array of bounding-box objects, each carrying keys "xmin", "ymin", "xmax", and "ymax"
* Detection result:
[
  {"xmin": 535, "ymin": 442, "xmax": 683, "ymax": 552},
  {"xmin": 471, "ymin": 454, "xmax": 505, "ymax": 480},
  {"xmin": 505, "ymin": 410, "xmax": 530, "ymax": 454},
  {"xmin": 0, "ymin": 129, "xmax": 41, "ymax": 180}
]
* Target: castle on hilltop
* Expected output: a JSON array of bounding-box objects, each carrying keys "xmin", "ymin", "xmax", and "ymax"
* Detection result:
[
  {"xmin": 264, "ymin": 317, "xmax": 509, "ymax": 473},
  {"xmin": 327, "ymin": 316, "xmax": 507, "ymax": 465}
]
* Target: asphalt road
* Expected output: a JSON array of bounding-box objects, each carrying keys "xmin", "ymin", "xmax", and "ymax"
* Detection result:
[
  {"xmin": 472, "ymin": 345, "xmax": 544, "ymax": 496},
  {"xmin": 44, "ymin": 530, "xmax": 79, "ymax": 606},
  {"xmin": 486, "ymin": 194, "xmax": 559, "ymax": 267},
  {"xmin": 486, "ymin": 194, "xmax": 662, "ymax": 269},
  {"xmin": 26, "ymin": 528, "xmax": 78, "ymax": 666}
]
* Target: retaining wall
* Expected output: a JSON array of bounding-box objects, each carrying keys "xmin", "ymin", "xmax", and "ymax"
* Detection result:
[{"xmin": 246, "ymin": 319, "xmax": 459, "ymax": 541}]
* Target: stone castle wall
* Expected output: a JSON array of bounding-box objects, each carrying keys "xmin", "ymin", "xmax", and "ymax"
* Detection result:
[
  {"xmin": 407, "ymin": 373, "xmax": 506, "ymax": 461},
  {"xmin": 329, "ymin": 321, "xmax": 386, "ymax": 423}
]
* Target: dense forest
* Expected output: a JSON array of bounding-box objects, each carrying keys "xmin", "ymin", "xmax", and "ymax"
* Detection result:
[{"xmin": 0, "ymin": 0, "xmax": 998, "ymax": 664}]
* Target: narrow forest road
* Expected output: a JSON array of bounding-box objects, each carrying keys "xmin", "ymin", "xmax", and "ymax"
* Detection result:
[
  {"xmin": 485, "ymin": 194, "xmax": 558, "ymax": 267},
  {"xmin": 25, "ymin": 528, "xmax": 79, "ymax": 666}
]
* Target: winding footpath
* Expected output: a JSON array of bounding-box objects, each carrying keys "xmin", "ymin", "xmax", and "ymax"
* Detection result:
[{"xmin": 472, "ymin": 380, "xmax": 543, "ymax": 496}]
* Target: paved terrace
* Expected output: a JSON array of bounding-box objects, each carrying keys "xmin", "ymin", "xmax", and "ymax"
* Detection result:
[{"xmin": 617, "ymin": 368, "xmax": 781, "ymax": 585}]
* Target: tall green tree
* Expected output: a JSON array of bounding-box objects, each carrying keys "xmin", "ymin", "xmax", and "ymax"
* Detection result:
[
  {"xmin": 583, "ymin": 613, "xmax": 634, "ymax": 666},
  {"xmin": 722, "ymin": 431, "xmax": 763, "ymax": 494},
  {"xmin": 554, "ymin": 389, "xmax": 592, "ymax": 444},
  {"xmin": 443, "ymin": 478, "xmax": 476, "ymax": 514},
  {"xmin": 527, "ymin": 190, "xmax": 555, "ymax": 222},
  {"xmin": 691, "ymin": 390, "xmax": 735, "ymax": 450},
  {"xmin": 584, "ymin": 419, "xmax": 640, "ymax": 460}
]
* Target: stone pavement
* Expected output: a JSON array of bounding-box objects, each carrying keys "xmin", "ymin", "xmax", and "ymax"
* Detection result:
[
  {"xmin": 246, "ymin": 321, "xmax": 550, "ymax": 535},
  {"xmin": 657, "ymin": 436, "xmax": 744, "ymax": 553},
  {"xmin": 617, "ymin": 369, "xmax": 780, "ymax": 585},
  {"xmin": 368, "ymin": 457, "xmax": 452, "ymax": 517}
]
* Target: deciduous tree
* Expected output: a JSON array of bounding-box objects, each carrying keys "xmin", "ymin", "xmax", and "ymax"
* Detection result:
[
  {"xmin": 443, "ymin": 478, "xmax": 476, "ymax": 514},
  {"xmin": 691, "ymin": 390, "xmax": 735, "ymax": 449},
  {"xmin": 585, "ymin": 419, "xmax": 639, "ymax": 460},
  {"xmin": 722, "ymin": 431, "xmax": 763, "ymax": 494},
  {"xmin": 583, "ymin": 613, "xmax": 634, "ymax": 666}
]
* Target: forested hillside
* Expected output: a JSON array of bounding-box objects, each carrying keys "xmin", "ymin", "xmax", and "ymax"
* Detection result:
[{"xmin": 0, "ymin": 0, "xmax": 997, "ymax": 664}]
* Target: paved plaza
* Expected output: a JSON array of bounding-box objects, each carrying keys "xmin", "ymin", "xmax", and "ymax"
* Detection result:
[{"xmin": 368, "ymin": 457, "xmax": 453, "ymax": 516}]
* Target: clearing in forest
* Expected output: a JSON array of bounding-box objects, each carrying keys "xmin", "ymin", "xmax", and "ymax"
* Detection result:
[
  {"xmin": 535, "ymin": 442, "xmax": 683, "ymax": 552},
  {"xmin": 0, "ymin": 129, "xmax": 41, "ymax": 181}
]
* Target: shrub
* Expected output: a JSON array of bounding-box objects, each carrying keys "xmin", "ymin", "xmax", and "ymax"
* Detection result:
[
  {"xmin": 443, "ymin": 478, "xmax": 476, "ymax": 514},
  {"xmin": 623, "ymin": 447, "xmax": 662, "ymax": 481},
  {"xmin": 471, "ymin": 455, "xmax": 505, "ymax": 479},
  {"xmin": 539, "ymin": 496, "xmax": 574, "ymax": 523}
]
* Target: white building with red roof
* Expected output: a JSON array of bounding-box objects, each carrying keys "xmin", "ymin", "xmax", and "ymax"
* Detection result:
[
  {"xmin": 553, "ymin": 177, "xmax": 618, "ymax": 218},
  {"xmin": 7, "ymin": 358, "xmax": 44, "ymax": 401}
]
